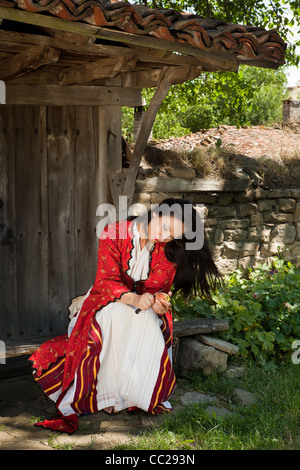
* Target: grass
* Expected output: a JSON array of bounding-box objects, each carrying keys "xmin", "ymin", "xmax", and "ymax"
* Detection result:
[
  {"xmin": 109, "ymin": 359, "xmax": 300, "ymax": 451},
  {"xmin": 187, "ymin": 144, "xmax": 300, "ymax": 189}
]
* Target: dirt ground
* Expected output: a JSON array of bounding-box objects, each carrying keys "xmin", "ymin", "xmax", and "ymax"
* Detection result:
[{"xmin": 0, "ymin": 372, "xmax": 190, "ymax": 451}]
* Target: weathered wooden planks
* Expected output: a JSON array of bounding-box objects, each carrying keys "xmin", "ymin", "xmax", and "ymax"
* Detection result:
[
  {"xmin": 0, "ymin": 105, "xmax": 108, "ymax": 341},
  {"xmin": 74, "ymin": 106, "xmax": 103, "ymax": 294},
  {"xmin": 6, "ymin": 84, "xmax": 143, "ymax": 107},
  {"xmin": 135, "ymin": 176, "xmax": 252, "ymax": 194},
  {"xmin": 0, "ymin": 107, "xmax": 18, "ymax": 339},
  {"xmin": 0, "ymin": 45, "xmax": 60, "ymax": 81},
  {"xmin": 173, "ymin": 319, "xmax": 229, "ymax": 338}
]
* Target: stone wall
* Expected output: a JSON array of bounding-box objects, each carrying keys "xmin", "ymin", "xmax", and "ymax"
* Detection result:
[
  {"xmin": 283, "ymin": 99, "xmax": 300, "ymax": 123},
  {"xmin": 133, "ymin": 186, "xmax": 300, "ymax": 274}
]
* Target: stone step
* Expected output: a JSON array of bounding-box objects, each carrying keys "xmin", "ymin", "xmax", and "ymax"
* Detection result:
[{"xmin": 196, "ymin": 334, "xmax": 239, "ymax": 355}]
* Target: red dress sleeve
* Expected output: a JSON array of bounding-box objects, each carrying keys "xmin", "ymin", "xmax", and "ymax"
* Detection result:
[{"xmin": 92, "ymin": 222, "xmax": 132, "ymax": 302}]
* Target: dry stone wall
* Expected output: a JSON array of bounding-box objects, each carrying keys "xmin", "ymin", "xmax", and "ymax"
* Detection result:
[{"xmin": 133, "ymin": 186, "xmax": 300, "ymax": 274}]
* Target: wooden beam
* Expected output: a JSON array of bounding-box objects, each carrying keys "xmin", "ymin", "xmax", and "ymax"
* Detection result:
[
  {"xmin": 121, "ymin": 65, "xmax": 203, "ymax": 205},
  {"xmin": 135, "ymin": 176, "xmax": 252, "ymax": 193},
  {"xmin": 121, "ymin": 64, "xmax": 202, "ymax": 88},
  {"xmin": 173, "ymin": 319, "xmax": 229, "ymax": 338},
  {"xmin": 58, "ymin": 57, "xmax": 137, "ymax": 85},
  {"xmin": 121, "ymin": 67, "xmax": 173, "ymax": 207},
  {"xmin": 0, "ymin": 6, "xmax": 238, "ymax": 71},
  {"xmin": 0, "ymin": 45, "xmax": 60, "ymax": 80},
  {"xmin": 0, "ymin": 29, "xmax": 135, "ymax": 59},
  {"xmin": 121, "ymin": 68, "xmax": 162, "ymax": 89},
  {"xmin": 5, "ymin": 84, "xmax": 143, "ymax": 106}
]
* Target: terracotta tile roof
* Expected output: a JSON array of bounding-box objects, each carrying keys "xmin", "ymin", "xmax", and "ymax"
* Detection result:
[{"xmin": 4, "ymin": 0, "xmax": 286, "ymax": 67}]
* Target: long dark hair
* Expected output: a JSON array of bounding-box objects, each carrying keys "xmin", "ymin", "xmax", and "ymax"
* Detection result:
[{"xmin": 131, "ymin": 198, "xmax": 222, "ymax": 298}]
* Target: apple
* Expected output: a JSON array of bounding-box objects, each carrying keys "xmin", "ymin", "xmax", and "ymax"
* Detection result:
[{"xmin": 155, "ymin": 292, "xmax": 171, "ymax": 302}]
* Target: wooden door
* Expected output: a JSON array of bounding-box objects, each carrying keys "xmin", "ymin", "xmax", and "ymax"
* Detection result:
[{"xmin": 0, "ymin": 105, "xmax": 118, "ymax": 341}]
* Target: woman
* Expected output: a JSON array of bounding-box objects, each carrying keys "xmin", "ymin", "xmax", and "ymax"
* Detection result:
[{"xmin": 30, "ymin": 198, "xmax": 221, "ymax": 434}]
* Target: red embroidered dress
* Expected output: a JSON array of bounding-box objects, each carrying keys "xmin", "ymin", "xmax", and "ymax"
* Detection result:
[{"xmin": 30, "ymin": 220, "xmax": 177, "ymax": 433}]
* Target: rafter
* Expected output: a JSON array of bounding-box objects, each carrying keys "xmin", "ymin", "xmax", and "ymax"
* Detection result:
[
  {"xmin": 0, "ymin": 46, "xmax": 60, "ymax": 81},
  {"xmin": 58, "ymin": 57, "xmax": 137, "ymax": 85}
]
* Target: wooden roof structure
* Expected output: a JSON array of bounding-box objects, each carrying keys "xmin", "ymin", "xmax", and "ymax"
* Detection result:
[
  {"xmin": 0, "ymin": 1, "xmax": 287, "ymax": 86},
  {"xmin": 0, "ymin": 0, "xmax": 287, "ymax": 204}
]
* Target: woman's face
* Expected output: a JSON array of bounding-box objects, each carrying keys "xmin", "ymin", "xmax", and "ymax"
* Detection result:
[{"xmin": 147, "ymin": 213, "xmax": 184, "ymax": 243}]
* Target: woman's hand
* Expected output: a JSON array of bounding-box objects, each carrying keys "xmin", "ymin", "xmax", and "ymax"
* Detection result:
[
  {"xmin": 135, "ymin": 292, "xmax": 155, "ymax": 311},
  {"xmin": 152, "ymin": 291, "xmax": 172, "ymax": 316}
]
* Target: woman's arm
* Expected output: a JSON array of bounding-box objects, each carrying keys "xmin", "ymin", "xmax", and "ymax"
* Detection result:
[{"xmin": 118, "ymin": 291, "xmax": 155, "ymax": 311}]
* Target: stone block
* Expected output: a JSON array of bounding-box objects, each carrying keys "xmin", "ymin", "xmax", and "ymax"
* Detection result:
[
  {"xmin": 217, "ymin": 219, "xmax": 249, "ymax": 230},
  {"xmin": 196, "ymin": 335, "xmax": 239, "ymax": 355},
  {"xmin": 278, "ymin": 198, "xmax": 296, "ymax": 213},
  {"xmin": 294, "ymin": 202, "xmax": 300, "ymax": 222},
  {"xmin": 258, "ymin": 199, "xmax": 278, "ymax": 212},
  {"xmin": 215, "ymin": 258, "xmax": 238, "ymax": 274},
  {"xmin": 236, "ymin": 202, "xmax": 258, "ymax": 217},
  {"xmin": 177, "ymin": 337, "xmax": 228, "ymax": 377},
  {"xmin": 249, "ymin": 212, "xmax": 264, "ymax": 226},
  {"xmin": 224, "ymin": 229, "xmax": 248, "ymax": 241},
  {"xmin": 270, "ymin": 224, "xmax": 296, "ymax": 244},
  {"xmin": 265, "ymin": 189, "xmax": 291, "ymax": 198},
  {"xmin": 223, "ymin": 241, "xmax": 259, "ymax": 258},
  {"xmin": 263, "ymin": 212, "xmax": 293, "ymax": 224},
  {"xmin": 248, "ymin": 225, "xmax": 271, "ymax": 242},
  {"xmin": 209, "ymin": 205, "xmax": 236, "ymax": 218},
  {"xmin": 291, "ymin": 241, "xmax": 300, "ymax": 257},
  {"xmin": 296, "ymin": 222, "xmax": 300, "ymax": 240},
  {"xmin": 205, "ymin": 218, "xmax": 218, "ymax": 227}
]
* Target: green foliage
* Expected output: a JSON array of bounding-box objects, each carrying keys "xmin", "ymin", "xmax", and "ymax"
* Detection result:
[
  {"xmin": 179, "ymin": 66, "xmax": 288, "ymax": 130},
  {"xmin": 172, "ymin": 257, "xmax": 300, "ymax": 367},
  {"xmin": 122, "ymin": 67, "xmax": 288, "ymax": 140}
]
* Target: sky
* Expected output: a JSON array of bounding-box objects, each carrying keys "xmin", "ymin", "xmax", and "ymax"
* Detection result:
[
  {"xmin": 285, "ymin": 36, "xmax": 300, "ymax": 87},
  {"xmin": 286, "ymin": 63, "xmax": 300, "ymax": 87},
  {"xmin": 278, "ymin": 2, "xmax": 300, "ymax": 87}
]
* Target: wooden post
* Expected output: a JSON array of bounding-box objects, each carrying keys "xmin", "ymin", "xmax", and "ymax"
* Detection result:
[{"xmin": 121, "ymin": 67, "xmax": 172, "ymax": 208}]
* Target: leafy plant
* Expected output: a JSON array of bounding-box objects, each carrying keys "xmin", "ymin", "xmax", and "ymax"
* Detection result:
[{"xmin": 172, "ymin": 257, "xmax": 300, "ymax": 366}]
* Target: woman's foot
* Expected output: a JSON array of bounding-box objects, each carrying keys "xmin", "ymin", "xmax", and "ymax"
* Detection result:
[
  {"xmin": 103, "ymin": 407, "xmax": 120, "ymax": 415},
  {"xmin": 103, "ymin": 406, "xmax": 114, "ymax": 414}
]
